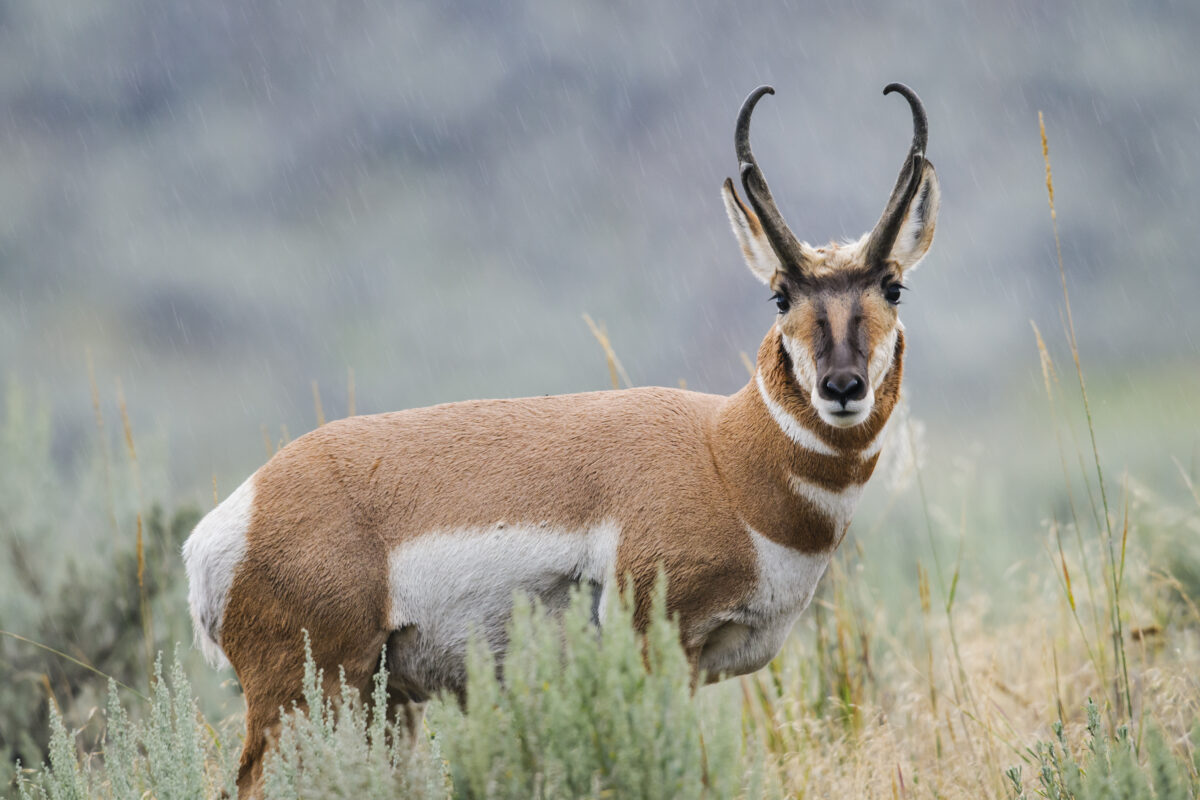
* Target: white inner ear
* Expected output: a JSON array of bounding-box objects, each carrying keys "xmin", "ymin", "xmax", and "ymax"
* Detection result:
[
  {"xmin": 722, "ymin": 181, "xmax": 782, "ymax": 284},
  {"xmin": 889, "ymin": 162, "xmax": 940, "ymax": 274}
]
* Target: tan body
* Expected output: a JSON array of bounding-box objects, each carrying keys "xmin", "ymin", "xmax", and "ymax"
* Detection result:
[
  {"xmin": 183, "ymin": 83, "xmax": 939, "ymax": 796},
  {"xmin": 192, "ymin": 328, "xmax": 899, "ymax": 792}
]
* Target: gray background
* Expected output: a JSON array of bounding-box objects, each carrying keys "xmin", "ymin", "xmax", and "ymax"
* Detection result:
[{"xmin": 2, "ymin": 0, "xmax": 1196, "ymax": 512}]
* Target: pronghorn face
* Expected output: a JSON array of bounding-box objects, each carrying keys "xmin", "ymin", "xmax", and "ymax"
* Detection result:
[
  {"xmin": 722, "ymin": 84, "xmax": 940, "ymax": 428},
  {"xmin": 770, "ymin": 258, "xmax": 905, "ymax": 427}
]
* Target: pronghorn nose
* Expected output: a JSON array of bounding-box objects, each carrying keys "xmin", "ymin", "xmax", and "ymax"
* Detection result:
[{"xmin": 819, "ymin": 372, "xmax": 867, "ymax": 406}]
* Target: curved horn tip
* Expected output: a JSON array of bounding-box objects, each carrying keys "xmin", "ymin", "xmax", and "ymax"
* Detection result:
[
  {"xmin": 740, "ymin": 86, "xmax": 775, "ymax": 113},
  {"xmin": 880, "ymin": 82, "xmax": 928, "ymax": 150},
  {"xmin": 736, "ymin": 87, "xmax": 779, "ymax": 164},
  {"xmin": 881, "ymin": 83, "xmax": 926, "ymax": 118}
]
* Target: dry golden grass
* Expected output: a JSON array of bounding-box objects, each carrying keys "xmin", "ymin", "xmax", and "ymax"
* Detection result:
[
  {"xmin": 741, "ymin": 543, "xmax": 1200, "ymax": 798},
  {"xmin": 721, "ymin": 111, "xmax": 1200, "ymax": 799}
]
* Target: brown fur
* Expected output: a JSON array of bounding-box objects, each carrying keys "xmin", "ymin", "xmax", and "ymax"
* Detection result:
[{"xmin": 218, "ymin": 321, "xmax": 904, "ymax": 794}]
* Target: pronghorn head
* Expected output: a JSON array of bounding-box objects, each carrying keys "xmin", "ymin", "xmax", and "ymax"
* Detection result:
[{"xmin": 723, "ymin": 84, "xmax": 940, "ymax": 429}]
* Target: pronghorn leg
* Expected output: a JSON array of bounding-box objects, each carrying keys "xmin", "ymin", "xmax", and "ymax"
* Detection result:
[
  {"xmin": 381, "ymin": 627, "xmax": 431, "ymax": 744},
  {"xmin": 231, "ymin": 626, "xmax": 317, "ymax": 799},
  {"xmin": 222, "ymin": 534, "xmax": 390, "ymax": 797},
  {"xmin": 385, "ymin": 687, "xmax": 427, "ymax": 743},
  {"xmin": 685, "ymin": 646, "xmax": 705, "ymax": 694},
  {"xmin": 234, "ymin": 644, "xmax": 385, "ymax": 798},
  {"xmin": 228, "ymin": 616, "xmax": 387, "ymax": 798},
  {"xmin": 236, "ymin": 680, "xmax": 299, "ymax": 798}
]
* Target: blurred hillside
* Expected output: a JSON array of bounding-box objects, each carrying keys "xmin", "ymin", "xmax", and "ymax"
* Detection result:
[{"xmin": 0, "ymin": 0, "xmax": 1196, "ymax": 505}]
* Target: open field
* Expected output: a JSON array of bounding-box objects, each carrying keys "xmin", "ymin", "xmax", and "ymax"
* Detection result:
[
  {"xmin": 2, "ymin": 4, "xmax": 1199, "ymax": 796},
  {"xmin": 4, "ymin": 269, "xmax": 1200, "ymax": 796}
]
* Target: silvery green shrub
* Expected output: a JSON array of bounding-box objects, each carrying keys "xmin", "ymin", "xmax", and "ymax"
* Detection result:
[
  {"xmin": 15, "ymin": 649, "xmax": 232, "ymax": 800},
  {"xmin": 433, "ymin": 582, "xmax": 759, "ymax": 800}
]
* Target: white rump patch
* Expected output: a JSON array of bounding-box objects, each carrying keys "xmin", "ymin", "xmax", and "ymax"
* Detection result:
[
  {"xmin": 786, "ymin": 473, "xmax": 865, "ymax": 530},
  {"xmin": 699, "ymin": 526, "xmax": 833, "ymax": 678},
  {"xmin": 756, "ymin": 371, "xmax": 837, "ymax": 456},
  {"xmin": 182, "ymin": 474, "xmax": 256, "ymax": 669},
  {"xmin": 386, "ymin": 521, "xmax": 619, "ymax": 695}
]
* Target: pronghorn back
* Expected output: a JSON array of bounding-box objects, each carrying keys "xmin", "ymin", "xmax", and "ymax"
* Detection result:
[{"xmin": 186, "ymin": 388, "xmax": 749, "ymax": 691}]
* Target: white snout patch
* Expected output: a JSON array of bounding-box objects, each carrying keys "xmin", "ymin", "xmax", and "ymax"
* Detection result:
[
  {"xmin": 386, "ymin": 522, "xmax": 619, "ymax": 696},
  {"xmin": 813, "ymin": 389, "xmax": 874, "ymax": 429},
  {"xmin": 783, "ymin": 324, "xmax": 901, "ymax": 430},
  {"xmin": 182, "ymin": 474, "xmax": 256, "ymax": 669}
]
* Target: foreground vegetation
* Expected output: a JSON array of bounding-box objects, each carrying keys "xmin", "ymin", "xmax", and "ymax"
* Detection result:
[
  {"xmin": 5, "ymin": 126, "xmax": 1200, "ymax": 798},
  {"xmin": 5, "ymin": 337, "xmax": 1200, "ymax": 798},
  {"xmin": 6, "ymin": 466, "xmax": 1200, "ymax": 798}
]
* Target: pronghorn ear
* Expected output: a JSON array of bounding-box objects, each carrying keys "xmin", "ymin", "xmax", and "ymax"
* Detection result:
[
  {"xmin": 886, "ymin": 161, "xmax": 940, "ymax": 274},
  {"xmin": 722, "ymin": 177, "xmax": 783, "ymax": 284}
]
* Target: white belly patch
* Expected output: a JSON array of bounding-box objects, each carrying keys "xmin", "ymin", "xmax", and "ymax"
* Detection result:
[
  {"xmin": 698, "ymin": 526, "xmax": 832, "ymax": 679},
  {"xmin": 385, "ymin": 521, "xmax": 618, "ymax": 696}
]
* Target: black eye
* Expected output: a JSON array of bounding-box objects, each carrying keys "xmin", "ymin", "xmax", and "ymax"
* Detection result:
[
  {"xmin": 771, "ymin": 291, "xmax": 790, "ymax": 313},
  {"xmin": 884, "ymin": 282, "xmax": 904, "ymax": 305}
]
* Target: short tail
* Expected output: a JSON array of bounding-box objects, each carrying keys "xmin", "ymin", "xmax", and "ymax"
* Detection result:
[{"xmin": 181, "ymin": 474, "xmax": 256, "ymax": 669}]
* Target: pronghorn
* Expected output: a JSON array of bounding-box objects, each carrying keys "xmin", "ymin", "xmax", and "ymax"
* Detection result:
[{"xmin": 184, "ymin": 83, "xmax": 939, "ymax": 795}]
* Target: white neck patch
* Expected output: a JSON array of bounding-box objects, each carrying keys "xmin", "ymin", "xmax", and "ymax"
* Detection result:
[
  {"xmin": 696, "ymin": 524, "xmax": 834, "ymax": 679},
  {"xmin": 755, "ymin": 370, "xmax": 837, "ymax": 456},
  {"xmin": 859, "ymin": 414, "xmax": 892, "ymax": 460},
  {"xmin": 786, "ymin": 472, "xmax": 865, "ymax": 529},
  {"xmin": 747, "ymin": 524, "xmax": 833, "ymax": 615}
]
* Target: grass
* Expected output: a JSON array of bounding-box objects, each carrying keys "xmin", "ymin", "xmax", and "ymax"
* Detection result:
[{"xmin": 5, "ymin": 113, "xmax": 1200, "ymax": 798}]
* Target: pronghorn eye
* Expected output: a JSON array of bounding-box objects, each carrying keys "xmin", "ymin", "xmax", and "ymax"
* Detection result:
[
  {"xmin": 884, "ymin": 282, "xmax": 904, "ymax": 305},
  {"xmin": 771, "ymin": 292, "xmax": 790, "ymax": 313}
]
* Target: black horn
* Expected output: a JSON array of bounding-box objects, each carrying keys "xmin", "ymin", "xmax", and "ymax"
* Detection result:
[
  {"xmin": 864, "ymin": 83, "xmax": 929, "ymax": 268},
  {"xmin": 735, "ymin": 86, "xmax": 808, "ymax": 272}
]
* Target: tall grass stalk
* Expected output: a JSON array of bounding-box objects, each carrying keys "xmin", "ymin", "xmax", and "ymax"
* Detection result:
[
  {"xmin": 311, "ymin": 380, "xmax": 326, "ymax": 427},
  {"xmin": 1039, "ymin": 111, "xmax": 1132, "ymax": 726},
  {"xmin": 135, "ymin": 514, "xmax": 155, "ymax": 689},
  {"xmin": 115, "ymin": 378, "xmax": 156, "ymax": 690},
  {"xmin": 904, "ymin": 410, "xmax": 978, "ymax": 715},
  {"xmin": 582, "ymin": 313, "xmax": 632, "ymax": 389},
  {"xmin": 0, "ymin": 631, "xmax": 149, "ymax": 703},
  {"xmin": 84, "ymin": 349, "xmax": 119, "ymax": 543},
  {"xmin": 1033, "ymin": 322, "xmax": 1105, "ymax": 646}
]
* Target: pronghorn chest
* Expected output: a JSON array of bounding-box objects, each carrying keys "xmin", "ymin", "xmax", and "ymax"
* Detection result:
[{"xmin": 697, "ymin": 528, "xmax": 837, "ymax": 679}]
